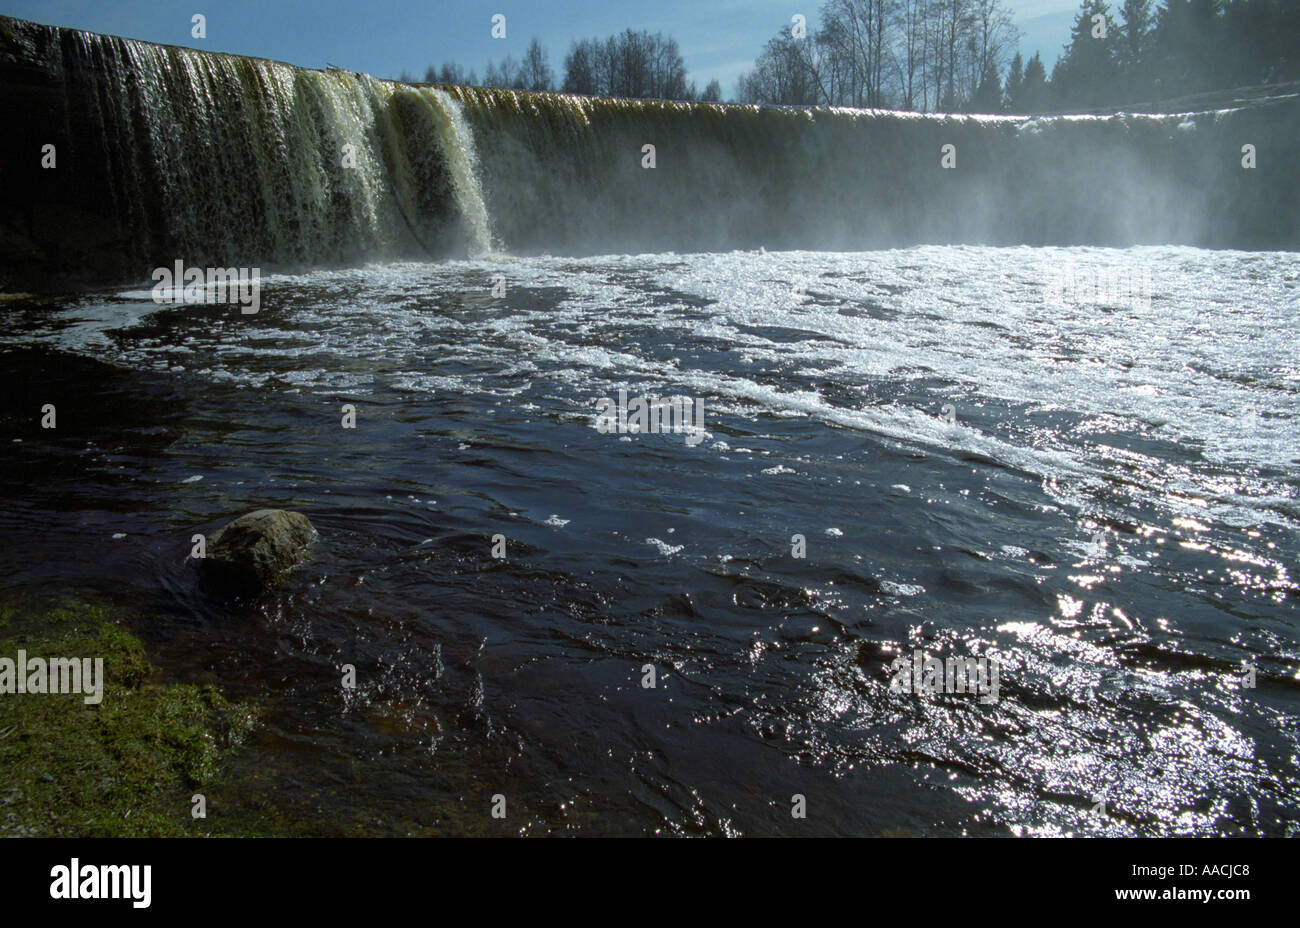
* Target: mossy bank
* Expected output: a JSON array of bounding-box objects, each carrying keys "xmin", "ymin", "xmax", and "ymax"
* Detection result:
[{"xmin": 0, "ymin": 598, "xmax": 258, "ymax": 836}]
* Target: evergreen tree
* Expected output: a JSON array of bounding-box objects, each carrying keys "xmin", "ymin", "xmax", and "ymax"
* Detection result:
[
  {"xmin": 1117, "ymin": 0, "xmax": 1154, "ymax": 73},
  {"xmin": 1151, "ymin": 0, "xmax": 1224, "ymax": 96},
  {"xmin": 1222, "ymin": 0, "xmax": 1300, "ymax": 87},
  {"xmin": 1116, "ymin": 0, "xmax": 1155, "ymax": 100},
  {"xmin": 1018, "ymin": 51, "xmax": 1050, "ymax": 111},
  {"xmin": 1053, "ymin": 0, "xmax": 1119, "ymax": 108},
  {"xmin": 969, "ymin": 58, "xmax": 1004, "ymax": 112},
  {"xmin": 1003, "ymin": 51, "xmax": 1024, "ymax": 111}
]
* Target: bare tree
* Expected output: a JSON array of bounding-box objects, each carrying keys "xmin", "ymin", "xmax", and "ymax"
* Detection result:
[
  {"xmin": 562, "ymin": 40, "xmax": 597, "ymax": 94},
  {"xmin": 736, "ymin": 29, "xmax": 823, "ymax": 105},
  {"xmin": 521, "ymin": 38, "xmax": 553, "ymax": 92},
  {"xmin": 561, "ymin": 30, "xmax": 689, "ymax": 99}
]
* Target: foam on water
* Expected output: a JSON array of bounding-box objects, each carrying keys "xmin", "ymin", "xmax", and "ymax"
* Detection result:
[
  {"xmin": 2, "ymin": 244, "xmax": 1297, "ymax": 835},
  {"xmin": 19, "ymin": 245, "xmax": 1294, "ymax": 536}
]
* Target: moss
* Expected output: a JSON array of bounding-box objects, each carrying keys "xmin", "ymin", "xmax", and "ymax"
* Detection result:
[{"xmin": 0, "ymin": 600, "xmax": 258, "ymax": 836}]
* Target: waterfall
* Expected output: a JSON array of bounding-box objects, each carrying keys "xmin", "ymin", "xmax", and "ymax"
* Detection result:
[
  {"xmin": 0, "ymin": 13, "xmax": 1296, "ymax": 288},
  {"xmin": 448, "ymin": 85, "xmax": 1300, "ymax": 255},
  {"xmin": 0, "ymin": 15, "xmax": 493, "ymax": 284}
]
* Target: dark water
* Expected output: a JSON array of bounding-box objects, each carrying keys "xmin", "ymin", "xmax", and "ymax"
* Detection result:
[{"xmin": 1, "ymin": 246, "xmax": 1297, "ymax": 835}]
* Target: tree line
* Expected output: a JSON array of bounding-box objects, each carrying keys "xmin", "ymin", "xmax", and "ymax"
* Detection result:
[
  {"xmin": 739, "ymin": 0, "xmax": 1296, "ymax": 111},
  {"xmin": 398, "ymin": 1, "xmax": 1295, "ymax": 112},
  {"xmin": 400, "ymin": 29, "xmax": 722, "ymax": 102},
  {"xmin": 737, "ymin": 0, "xmax": 1019, "ymax": 111},
  {"xmin": 1042, "ymin": 0, "xmax": 1295, "ymax": 111}
]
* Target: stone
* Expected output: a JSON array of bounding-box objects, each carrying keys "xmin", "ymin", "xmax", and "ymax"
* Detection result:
[{"xmin": 201, "ymin": 509, "xmax": 316, "ymax": 594}]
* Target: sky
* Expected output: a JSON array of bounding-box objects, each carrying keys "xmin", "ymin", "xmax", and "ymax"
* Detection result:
[{"xmin": 0, "ymin": 0, "xmax": 1083, "ymax": 96}]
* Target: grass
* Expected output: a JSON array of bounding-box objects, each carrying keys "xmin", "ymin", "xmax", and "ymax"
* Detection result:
[{"xmin": 0, "ymin": 599, "xmax": 258, "ymax": 836}]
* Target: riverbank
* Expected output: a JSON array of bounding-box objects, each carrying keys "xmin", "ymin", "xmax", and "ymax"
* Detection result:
[{"xmin": 0, "ymin": 597, "xmax": 258, "ymax": 836}]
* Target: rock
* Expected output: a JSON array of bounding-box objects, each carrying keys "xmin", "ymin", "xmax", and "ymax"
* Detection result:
[{"xmin": 201, "ymin": 509, "xmax": 316, "ymax": 594}]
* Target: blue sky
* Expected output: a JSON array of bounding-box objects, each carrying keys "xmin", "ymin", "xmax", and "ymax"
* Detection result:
[{"xmin": 0, "ymin": 0, "xmax": 1082, "ymax": 95}]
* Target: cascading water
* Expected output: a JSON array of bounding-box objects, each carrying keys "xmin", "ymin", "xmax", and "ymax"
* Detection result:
[
  {"xmin": 446, "ymin": 84, "xmax": 1300, "ymax": 256},
  {"xmin": 0, "ymin": 15, "xmax": 493, "ymax": 283},
  {"xmin": 1, "ymin": 12, "xmax": 1297, "ymax": 284}
]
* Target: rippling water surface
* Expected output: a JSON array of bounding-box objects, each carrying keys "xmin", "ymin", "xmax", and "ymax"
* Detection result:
[{"xmin": 1, "ymin": 245, "xmax": 1297, "ymax": 835}]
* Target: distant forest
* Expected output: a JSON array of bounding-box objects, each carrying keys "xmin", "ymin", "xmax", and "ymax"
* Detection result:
[
  {"xmin": 402, "ymin": 31, "xmax": 724, "ymax": 102},
  {"xmin": 399, "ymin": 0, "xmax": 1297, "ymax": 112}
]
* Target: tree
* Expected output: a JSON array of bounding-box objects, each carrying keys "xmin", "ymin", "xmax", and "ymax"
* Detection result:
[
  {"xmin": 893, "ymin": 0, "xmax": 925, "ymax": 109},
  {"xmin": 816, "ymin": 0, "xmax": 895, "ymax": 107},
  {"xmin": 1052, "ymin": 0, "xmax": 1119, "ymax": 108},
  {"xmin": 1222, "ymin": 0, "xmax": 1300, "ymax": 87},
  {"xmin": 483, "ymin": 58, "xmax": 523, "ymax": 89},
  {"xmin": 1003, "ymin": 51, "xmax": 1023, "ymax": 110},
  {"xmin": 520, "ymin": 38, "xmax": 553, "ymax": 92},
  {"xmin": 700, "ymin": 79, "xmax": 723, "ymax": 102},
  {"xmin": 417, "ymin": 0, "xmax": 1299, "ymax": 109},
  {"xmin": 968, "ymin": 0, "xmax": 1020, "ymax": 107},
  {"xmin": 1117, "ymin": 0, "xmax": 1154, "ymax": 73},
  {"xmin": 562, "ymin": 40, "xmax": 598, "ymax": 94},
  {"xmin": 1150, "ymin": 0, "xmax": 1225, "ymax": 96},
  {"xmin": 428, "ymin": 62, "xmax": 471, "ymax": 85},
  {"xmin": 1018, "ymin": 50, "xmax": 1050, "ymax": 111},
  {"xmin": 560, "ymin": 30, "xmax": 689, "ymax": 99},
  {"xmin": 968, "ymin": 56, "xmax": 1003, "ymax": 111},
  {"xmin": 736, "ymin": 27, "xmax": 823, "ymax": 105}
]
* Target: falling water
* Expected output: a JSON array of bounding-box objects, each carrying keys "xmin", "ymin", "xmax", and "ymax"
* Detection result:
[
  {"xmin": 0, "ymin": 16, "xmax": 495, "ymax": 280},
  {"xmin": 2, "ymin": 14, "xmax": 1297, "ymax": 286}
]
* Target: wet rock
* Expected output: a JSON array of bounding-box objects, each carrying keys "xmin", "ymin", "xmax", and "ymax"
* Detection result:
[
  {"xmin": 854, "ymin": 640, "xmax": 898, "ymax": 669},
  {"xmin": 201, "ymin": 509, "xmax": 316, "ymax": 594}
]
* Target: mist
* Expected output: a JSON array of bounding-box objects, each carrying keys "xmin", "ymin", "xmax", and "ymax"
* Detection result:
[{"xmin": 1, "ymin": 12, "xmax": 1297, "ymax": 288}]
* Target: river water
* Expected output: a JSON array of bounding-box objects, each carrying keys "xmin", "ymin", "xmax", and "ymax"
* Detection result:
[{"xmin": 0, "ymin": 244, "xmax": 1297, "ymax": 835}]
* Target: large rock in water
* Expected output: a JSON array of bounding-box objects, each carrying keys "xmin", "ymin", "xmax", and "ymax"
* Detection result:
[{"xmin": 202, "ymin": 510, "xmax": 316, "ymax": 594}]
